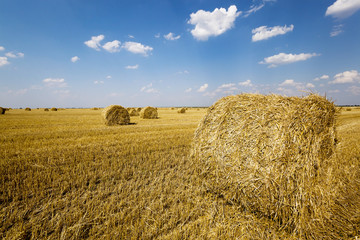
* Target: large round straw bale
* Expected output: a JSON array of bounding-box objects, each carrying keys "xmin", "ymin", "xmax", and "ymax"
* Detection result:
[
  {"xmin": 140, "ymin": 106, "xmax": 158, "ymax": 119},
  {"xmin": 129, "ymin": 108, "xmax": 139, "ymax": 116},
  {"xmin": 102, "ymin": 105, "xmax": 130, "ymax": 126},
  {"xmin": 25, "ymin": 107, "xmax": 31, "ymax": 111},
  {"xmin": 192, "ymin": 93, "xmax": 338, "ymax": 237},
  {"xmin": 137, "ymin": 107, "xmax": 142, "ymax": 112},
  {"xmin": 51, "ymin": 107, "xmax": 57, "ymax": 111},
  {"xmin": 44, "ymin": 108, "xmax": 49, "ymax": 111},
  {"xmin": 178, "ymin": 108, "xmax": 186, "ymax": 113},
  {"xmin": 0, "ymin": 107, "xmax": 5, "ymax": 114}
]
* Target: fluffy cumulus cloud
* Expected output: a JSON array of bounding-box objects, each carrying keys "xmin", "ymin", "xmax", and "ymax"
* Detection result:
[
  {"xmin": 188, "ymin": 5, "xmax": 241, "ymax": 41},
  {"xmin": 238, "ymin": 79, "xmax": 253, "ymax": 86},
  {"xmin": 279, "ymin": 79, "xmax": 297, "ymax": 86},
  {"xmin": 306, "ymin": 83, "xmax": 315, "ymax": 88},
  {"xmin": 314, "ymin": 75, "xmax": 330, "ymax": 81},
  {"xmin": 197, "ymin": 83, "xmax": 209, "ymax": 92},
  {"xmin": 94, "ymin": 80, "xmax": 104, "ymax": 84},
  {"xmin": 125, "ymin": 64, "xmax": 139, "ymax": 70},
  {"xmin": 326, "ymin": 0, "xmax": 360, "ymax": 19},
  {"xmin": 103, "ymin": 40, "xmax": 121, "ymax": 53},
  {"xmin": 122, "ymin": 41, "xmax": 153, "ymax": 56},
  {"xmin": 329, "ymin": 70, "xmax": 360, "ymax": 84},
  {"xmin": 0, "ymin": 56, "xmax": 9, "ymax": 67},
  {"xmin": 164, "ymin": 32, "xmax": 181, "ymax": 40},
  {"xmin": 0, "ymin": 46, "xmax": 4, "ymax": 51},
  {"xmin": 43, "ymin": 78, "xmax": 67, "ymax": 88},
  {"xmin": 260, "ymin": 52, "xmax": 319, "ymax": 68},
  {"xmin": 252, "ymin": 24, "xmax": 294, "ymax": 42},
  {"xmin": 84, "ymin": 35, "xmax": 105, "ymax": 51},
  {"xmin": 71, "ymin": 56, "xmax": 80, "ymax": 63}
]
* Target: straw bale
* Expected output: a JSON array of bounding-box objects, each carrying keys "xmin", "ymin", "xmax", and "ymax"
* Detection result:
[
  {"xmin": 191, "ymin": 93, "xmax": 347, "ymax": 238},
  {"xmin": 140, "ymin": 106, "xmax": 158, "ymax": 119},
  {"xmin": 25, "ymin": 107, "xmax": 31, "ymax": 111},
  {"xmin": 129, "ymin": 108, "xmax": 139, "ymax": 116},
  {"xmin": 137, "ymin": 107, "xmax": 142, "ymax": 112},
  {"xmin": 102, "ymin": 105, "xmax": 130, "ymax": 126},
  {"xmin": 178, "ymin": 108, "xmax": 186, "ymax": 113},
  {"xmin": 0, "ymin": 107, "xmax": 5, "ymax": 114},
  {"xmin": 44, "ymin": 108, "xmax": 49, "ymax": 111},
  {"xmin": 51, "ymin": 107, "xmax": 57, "ymax": 111}
]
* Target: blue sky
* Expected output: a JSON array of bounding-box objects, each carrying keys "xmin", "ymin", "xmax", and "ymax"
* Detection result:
[{"xmin": 1, "ymin": 0, "xmax": 360, "ymax": 108}]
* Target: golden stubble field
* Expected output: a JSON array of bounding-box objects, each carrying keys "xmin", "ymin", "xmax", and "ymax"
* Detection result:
[{"xmin": 1, "ymin": 107, "xmax": 360, "ymax": 239}]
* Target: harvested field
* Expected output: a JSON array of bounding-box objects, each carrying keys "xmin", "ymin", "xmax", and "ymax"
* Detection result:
[{"xmin": 0, "ymin": 106, "xmax": 359, "ymax": 239}]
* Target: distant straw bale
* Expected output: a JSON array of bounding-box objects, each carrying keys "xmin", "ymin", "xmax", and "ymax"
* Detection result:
[
  {"xmin": 25, "ymin": 108, "xmax": 31, "ymax": 111},
  {"xmin": 129, "ymin": 108, "xmax": 139, "ymax": 116},
  {"xmin": 102, "ymin": 105, "xmax": 130, "ymax": 126},
  {"xmin": 51, "ymin": 107, "xmax": 57, "ymax": 111},
  {"xmin": 0, "ymin": 107, "xmax": 5, "ymax": 114},
  {"xmin": 91, "ymin": 107, "xmax": 100, "ymax": 110},
  {"xmin": 191, "ymin": 93, "xmax": 349, "ymax": 238},
  {"xmin": 177, "ymin": 108, "xmax": 186, "ymax": 113},
  {"xmin": 44, "ymin": 108, "xmax": 49, "ymax": 111},
  {"xmin": 140, "ymin": 106, "xmax": 158, "ymax": 119}
]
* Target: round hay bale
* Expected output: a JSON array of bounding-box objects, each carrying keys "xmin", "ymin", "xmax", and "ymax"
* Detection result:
[
  {"xmin": 25, "ymin": 107, "xmax": 31, "ymax": 111},
  {"xmin": 102, "ymin": 105, "xmax": 130, "ymax": 126},
  {"xmin": 177, "ymin": 108, "xmax": 186, "ymax": 113},
  {"xmin": 137, "ymin": 107, "xmax": 142, "ymax": 112},
  {"xmin": 0, "ymin": 107, "xmax": 5, "ymax": 114},
  {"xmin": 91, "ymin": 107, "xmax": 99, "ymax": 110},
  {"xmin": 140, "ymin": 106, "xmax": 158, "ymax": 119},
  {"xmin": 192, "ymin": 93, "xmax": 338, "ymax": 237},
  {"xmin": 129, "ymin": 108, "xmax": 139, "ymax": 116},
  {"xmin": 44, "ymin": 108, "xmax": 49, "ymax": 111},
  {"xmin": 51, "ymin": 107, "xmax": 57, "ymax": 111}
]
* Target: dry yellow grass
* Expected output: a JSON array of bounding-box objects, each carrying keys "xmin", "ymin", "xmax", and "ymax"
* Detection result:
[{"xmin": 0, "ymin": 106, "xmax": 359, "ymax": 239}]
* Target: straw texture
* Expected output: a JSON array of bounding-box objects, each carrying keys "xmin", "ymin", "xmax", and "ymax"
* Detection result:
[
  {"xmin": 191, "ymin": 93, "xmax": 360, "ymax": 238},
  {"xmin": 102, "ymin": 105, "xmax": 130, "ymax": 126},
  {"xmin": 140, "ymin": 106, "xmax": 158, "ymax": 119}
]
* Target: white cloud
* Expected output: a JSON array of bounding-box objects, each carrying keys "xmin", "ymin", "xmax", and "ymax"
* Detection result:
[
  {"xmin": 306, "ymin": 83, "xmax": 315, "ymax": 88},
  {"xmin": 7, "ymin": 88, "xmax": 28, "ymax": 96},
  {"xmin": 252, "ymin": 24, "xmax": 294, "ymax": 42},
  {"xmin": 330, "ymin": 24, "xmax": 344, "ymax": 37},
  {"xmin": 314, "ymin": 75, "xmax": 330, "ymax": 81},
  {"xmin": 128, "ymin": 35, "xmax": 135, "ymax": 39},
  {"xmin": 122, "ymin": 41, "xmax": 153, "ymax": 56},
  {"xmin": 71, "ymin": 56, "xmax": 80, "ymax": 63},
  {"xmin": 0, "ymin": 46, "xmax": 4, "ymax": 51},
  {"xmin": 164, "ymin": 32, "xmax": 181, "ymax": 40},
  {"xmin": 84, "ymin": 35, "xmax": 104, "ymax": 51},
  {"xmin": 197, "ymin": 83, "xmax": 209, "ymax": 92},
  {"xmin": 5, "ymin": 52, "xmax": 24, "ymax": 58},
  {"xmin": 176, "ymin": 70, "xmax": 189, "ymax": 74},
  {"xmin": 260, "ymin": 52, "xmax": 319, "ymax": 68},
  {"xmin": 43, "ymin": 78, "xmax": 67, "ymax": 88},
  {"xmin": 0, "ymin": 56, "xmax": 9, "ymax": 67},
  {"xmin": 185, "ymin": 88, "xmax": 192, "ymax": 93},
  {"xmin": 94, "ymin": 80, "xmax": 104, "ymax": 84},
  {"xmin": 348, "ymin": 85, "xmax": 360, "ymax": 95},
  {"xmin": 279, "ymin": 79, "xmax": 297, "ymax": 86},
  {"xmin": 125, "ymin": 64, "xmax": 139, "ymax": 70},
  {"xmin": 238, "ymin": 79, "xmax": 253, "ymax": 86},
  {"xmin": 155, "ymin": 33, "xmax": 161, "ymax": 38},
  {"xmin": 188, "ymin": 5, "xmax": 241, "ymax": 41},
  {"xmin": 244, "ymin": 4, "xmax": 265, "ymax": 17},
  {"xmin": 103, "ymin": 40, "xmax": 121, "ymax": 53},
  {"xmin": 326, "ymin": 0, "xmax": 360, "ymax": 19},
  {"xmin": 329, "ymin": 70, "xmax": 360, "ymax": 84},
  {"xmin": 106, "ymin": 75, "xmax": 112, "ymax": 79},
  {"xmin": 140, "ymin": 83, "xmax": 158, "ymax": 93},
  {"xmin": 219, "ymin": 83, "xmax": 236, "ymax": 89}
]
